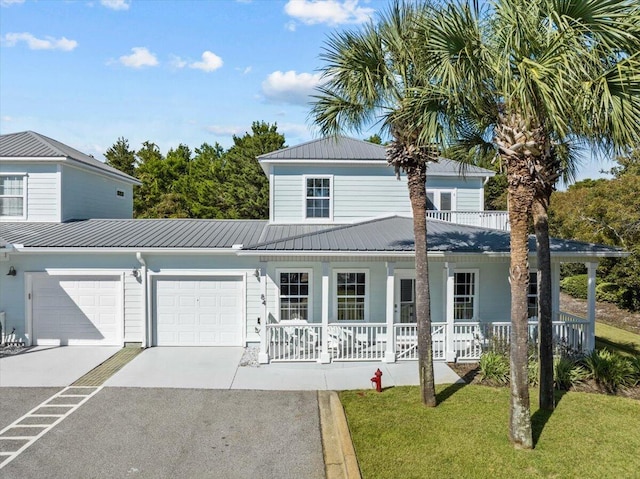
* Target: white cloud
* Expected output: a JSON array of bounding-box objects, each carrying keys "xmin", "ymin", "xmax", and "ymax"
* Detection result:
[
  {"xmin": 284, "ymin": 0, "xmax": 374, "ymax": 26},
  {"xmin": 3, "ymin": 32, "xmax": 78, "ymax": 51},
  {"xmin": 285, "ymin": 21, "xmax": 297, "ymax": 32},
  {"xmin": 242, "ymin": 66, "xmax": 252, "ymax": 75},
  {"xmin": 261, "ymin": 70, "xmax": 323, "ymax": 105},
  {"xmin": 279, "ymin": 122, "xmax": 311, "ymax": 138},
  {"xmin": 169, "ymin": 54, "xmax": 187, "ymax": 69},
  {"xmin": 205, "ymin": 125, "xmax": 245, "ymax": 136},
  {"xmin": 1, "ymin": 115, "xmax": 13, "ymax": 122},
  {"xmin": 1, "ymin": 0, "xmax": 24, "ymax": 6},
  {"xmin": 189, "ymin": 51, "xmax": 223, "ymax": 72},
  {"xmin": 119, "ymin": 47, "xmax": 158, "ymax": 68},
  {"xmin": 100, "ymin": 0, "xmax": 130, "ymax": 10}
]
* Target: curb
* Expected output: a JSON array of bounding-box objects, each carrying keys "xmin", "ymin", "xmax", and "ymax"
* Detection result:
[{"xmin": 318, "ymin": 390, "xmax": 362, "ymax": 479}]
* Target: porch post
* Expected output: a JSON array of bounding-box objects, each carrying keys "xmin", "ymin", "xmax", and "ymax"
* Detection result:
[
  {"xmin": 586, "ymin": 262, "xmax": 597, "ymax": 351},
  {"xmin": 551, "ymin": 262, "xmax": 560, "ymax": 321},
  {"xmin": 384, "ymin": 262, "xmax": 396, "ymax": 363},
  {"xmin": 445, "ymin": 262, "xmax": 456, "ymax": 362},
  {"xmin": 258, "ymin": 261, "xmax": 269, "ymax": 364},
  {"xmin": 319, "ymin": 261, "xmax": 331, "ymax": 363}
]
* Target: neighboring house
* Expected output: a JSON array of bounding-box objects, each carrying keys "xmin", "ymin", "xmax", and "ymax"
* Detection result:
[{"xmin": 0, "ymin": 133, "xmax": 625, "ymax": 363}]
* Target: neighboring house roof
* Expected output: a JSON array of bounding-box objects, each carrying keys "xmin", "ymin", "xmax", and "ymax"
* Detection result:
[
  {"xmin": 0, "ymin": 131, "xmax": 140, "ymax": 184},
  {"xmin": 0, "ymin": 219, "xmax": 267, "ymax": 249},
  {"xmin": 242, "ymin": 216, "xmax": 625, "ymax": 257},
  {"xmin": 0, "ymin": 216, "xmax": 625, "ymax": 258},
  {"xmin": 257, "ymin": 135, "xmax": 495, "ymax": 177}
]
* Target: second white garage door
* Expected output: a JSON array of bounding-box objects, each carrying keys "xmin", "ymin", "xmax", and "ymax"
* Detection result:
[{"xmin": 154, "ymin": 277, "xmax": 244, "ymax": 346}]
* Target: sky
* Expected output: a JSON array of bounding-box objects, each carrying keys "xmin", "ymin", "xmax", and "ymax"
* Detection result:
[{"xmin": 0, "ymin": 0, "xmax": 614, "ymax": 184}]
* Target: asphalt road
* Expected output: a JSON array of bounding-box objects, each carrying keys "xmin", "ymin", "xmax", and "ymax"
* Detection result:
[
  {"xmin": 0, "ymin": 387, "xmax": 60, "ymax": 430},
  {"xmin": 1, "ymin": 388, "xmax": 325, "ymax": 479}
]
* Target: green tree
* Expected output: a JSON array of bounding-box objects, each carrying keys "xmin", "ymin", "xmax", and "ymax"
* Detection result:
[
  {"xmin": 134, "ymin": 141, "xmax": 165, "ymax": 218},
  {"xmin": 312, "ymin": 2, "xmax": 444, "ymax": 407},
  {"xmin": 104, "ymin": 137, "xmax": 136, "ymax": 177},
  {"xmin": 404, "ymin": 0, "xmax": 639, "ymax": 446},
  {"xmin": 364, "ymin": 134, "xmax": 382, "ymax": 145}
]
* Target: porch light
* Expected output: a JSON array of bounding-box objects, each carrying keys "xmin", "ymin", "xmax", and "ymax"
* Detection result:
[{"xmin": 6, "ymin": 266, "xmax": 16, "ymax": 276}]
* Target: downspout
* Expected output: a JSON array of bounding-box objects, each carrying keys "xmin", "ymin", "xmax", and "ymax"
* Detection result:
[{"xmin": 136, "ymin": 252, "xmax": 149, "ymax": 348}]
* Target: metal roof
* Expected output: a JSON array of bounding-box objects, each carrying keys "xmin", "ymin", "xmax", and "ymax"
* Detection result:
[
  {"xmin": 243, "ymin": 216, "xmax": 624, "ymax": 255},
  {"xmin": 0, "ymin": 131, "xmax": 139, "ymax": 184},
  {"xmin": 257, "ymin": 136, "xmax": 495, "ymax": 177},
  {"xmin": 0, "ymin": 219, "xmax": 267, "ymax": 249}
]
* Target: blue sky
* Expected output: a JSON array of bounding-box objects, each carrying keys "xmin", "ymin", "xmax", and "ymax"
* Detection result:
[{"xmin": 0, "ymin": 0, "xmax": 613, "ymax": 183}]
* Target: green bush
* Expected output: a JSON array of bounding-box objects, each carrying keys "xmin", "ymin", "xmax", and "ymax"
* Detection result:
[
  {"xmin": 479, "ymin": 351, "xmax": 510, "ymax": 385},
  {"xmin": 596, "ymin": 282, "xmax": 622, "ymax": 303},
  {"xmin": 554, "ymin": 357, "xmax": 588, "ymax": 390},
  {"xmin": 582, "ymin": 349, "xmax": 636, "ymax": 392},
  {"xmin": 560, "ymin": 274, "xmax": 588, "ymax": 299},
  {"xmin": 528, "ymin": 358, "xmax": 539, "ymax": 387},
  {"xmin": 630, "ymin": 356, "xmax": 640, "ymax": 387}
]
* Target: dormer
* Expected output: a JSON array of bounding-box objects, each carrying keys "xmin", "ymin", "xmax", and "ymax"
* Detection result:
[
  {"xmin": 258, "ymin": 136, "xmax": 495, "ymax": 224},
  {"xmin": 0, "ymin": 131, "xmax": 140, "ymax": 222}
]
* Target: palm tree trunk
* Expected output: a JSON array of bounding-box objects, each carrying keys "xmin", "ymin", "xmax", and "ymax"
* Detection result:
[
  {"xmin": 407, "ymin": 167, "xmax": 437, "ymax": 407},
  {"xmin": 534, "ymin": 196, "xmax": 555, "ymax": 410},
  {"xmin": 506, "ymin": 163, "xmax": 534, "ymax": 449}
]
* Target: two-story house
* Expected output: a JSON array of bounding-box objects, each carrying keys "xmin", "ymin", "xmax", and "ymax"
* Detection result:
[{"xmin": 0, "ymin": 133, "xmax": 624, "ymax": 363}]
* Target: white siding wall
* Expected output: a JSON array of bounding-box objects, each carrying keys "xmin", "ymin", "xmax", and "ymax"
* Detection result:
[
  {"xmin": 0, "ymin": 162, "xmax": 60, "ymax": 222},
  {"xmin": 123, "ymin": 273, "xmax": 143, "ymax": 342},
  {"xmin": 271, "ymin": 165, "xmax": 486, "ymax": 223},
  {"xmin": 62, "ymin": 165, "xmax": 133, "ymax": 220}
]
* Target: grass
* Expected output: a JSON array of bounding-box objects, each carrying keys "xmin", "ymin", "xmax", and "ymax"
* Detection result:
[
  {"xmin": 596, "ymin": 322, "xmax": 640, "ymax": 356},
  {"xmin": 340, "ymin": 385, "xmax": 640, "ymax": 479}
]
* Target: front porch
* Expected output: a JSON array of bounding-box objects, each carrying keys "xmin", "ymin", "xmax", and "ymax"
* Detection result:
[{"xmin": 262, "ymin": 312, "xmax": 590, "ymax": 363}]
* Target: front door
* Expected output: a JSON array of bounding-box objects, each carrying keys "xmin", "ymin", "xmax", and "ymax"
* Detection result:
[{"xmin": 394, "ymin": 272, "xmax": 416, "ymax": 323}]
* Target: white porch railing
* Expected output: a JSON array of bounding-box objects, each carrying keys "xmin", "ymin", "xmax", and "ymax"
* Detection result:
[
  {"xmin": 426, "ymin": 210, "xmax": 510, "ymax": 231},
  {"xmin": 263, "ymin": 314, "xmax": 590, "ymax": 362}
]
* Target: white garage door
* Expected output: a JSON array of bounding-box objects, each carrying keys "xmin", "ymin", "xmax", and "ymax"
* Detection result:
[
  {"xmin": 31, "ymin": 275, "xmax": 121, "ymax": 346},
  {"xmin": 154, "ymin": 277, "xmax": 244, "ymax": 346}
]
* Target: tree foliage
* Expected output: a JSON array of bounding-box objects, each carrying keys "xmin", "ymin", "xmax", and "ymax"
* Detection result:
[{"xmin": 104, "ymin": 137, "xmax": 136, "ymax": 177}]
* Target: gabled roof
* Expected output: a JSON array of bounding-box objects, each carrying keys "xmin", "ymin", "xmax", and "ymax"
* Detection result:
[
  {"xmin": 258, "ymin": 135, "xmax": 495, "ymax": 177},
  {"xmin": 0, "ymin": 131, "xmax": 139, "ymax": 184},
  {"xmin": 242, "ymin": 216, "xmax": 625, "ymax": 257}
]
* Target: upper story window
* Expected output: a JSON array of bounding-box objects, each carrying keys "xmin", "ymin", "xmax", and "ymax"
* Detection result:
[
  {"xmin": 0, "ymin": 175, "xmax": 26, "ymax": 218},
  {"xmin": 305, "ymin": 176, "xmax": 332, "ymax": 219},
  {"xmin": 454, "ymin": 270, "xmax": 478, "ymax": 320},
  {"xmin": 334, "ymin": 270, "xmax": 368, "ymax": 321},
  {"xmin": 278, "ymin": 270, "xmax": 312, "ymax": 321},
  {"xmin": 427, "ymin": 190, "xmax": 454, "ymax": 211},
  {"xmin": 528, "ymin": 272, "xmax": 538, "ymax": 318}
]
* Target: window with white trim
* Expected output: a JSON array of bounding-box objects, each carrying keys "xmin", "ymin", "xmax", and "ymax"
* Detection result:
[
  {"xmin": 335, "ymin": 271, "xmax": 368, "ymax": 321},
  {"xmin": 528, "ymin": 272, "xmax": 538, "ymax": 319},
  {"xmin": 0, "ymin": 175, "xmax": 26, "ymax": 218},
  {"xmin": 305, "ymin": 177, "xmax": 331, "ymax": 219},
  {"xmin": 454, "ymin": 270, "xmax": 478, "ymax": 320},
  {"xmin": 278, "ymin": 271, "xmax": 311, "ymax": 321},
  {"xmin": 427, "ymin": 190, "xmax": 454, "ymax": 211}
]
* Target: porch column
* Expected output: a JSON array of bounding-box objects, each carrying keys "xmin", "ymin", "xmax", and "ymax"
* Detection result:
[
  {"xmin": 445, "ymin": 262, "xmax": 456, "ymax": 362},
  {"xmin": 258, "ymin": 262, "xmax": 269, "ymax": 364},
  {"xmin": 319, "ymin": 261, "xmax": 331, "ymax": 363},
  {"xmin": 586, "ymin": 262, "xmax": 597, "ymax": 351},
  {"xmin": 551, "ymin": 262, "xmax": 560, "ymax": 321},
  {"xmin": 384, "ymin": 262, "xmax": 396, "ymax": 363}
]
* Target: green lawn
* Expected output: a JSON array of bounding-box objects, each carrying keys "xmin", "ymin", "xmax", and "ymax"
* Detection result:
[
  {"xmin": 340, "ymin": 385, "xmax": 640, "ymax": 479},
  {"xmin": 596, "ymin": 322, "xmax": 640, "ymax": 356}
]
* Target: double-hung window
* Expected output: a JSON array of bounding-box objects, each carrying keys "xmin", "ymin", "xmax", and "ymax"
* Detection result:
[
  {"xmin": 454, "ymin": 270, "xmax": 478, "ymax": 320},
  {"xmin": 334, "ymin": 270, "xmax": 368, "ymax": 321},
  {"xmin": 0, "ymin": 175, "xmax": 26, "ymax": 218},
  {"xmin": 528, "ymin": 272, "xmax": 538, "ymax": 319},
  {"xmin": 305, "ymin": 176, "xmax": 332, "ymax": 219},
  {"xmin": 426, "ymin": 190, "xmax": 454, "ymax": 211},
  {"xmin": 279, "ymin": 271, "xmax": 311, "ymax": 321}
]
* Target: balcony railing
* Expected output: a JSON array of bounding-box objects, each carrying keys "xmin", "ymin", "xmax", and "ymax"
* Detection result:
[{"xmin": 426, "ymin": 210, "xmax": 510, "ymax": 231}]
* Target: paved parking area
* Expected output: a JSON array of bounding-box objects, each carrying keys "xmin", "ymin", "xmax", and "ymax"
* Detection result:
[
  {"xmin": 1, "ymin": 388, "xmax": 325, "ymax": 479},
  {"xmin": 0, "ymin": 388, "xmax": 59, "ymax": 430}
]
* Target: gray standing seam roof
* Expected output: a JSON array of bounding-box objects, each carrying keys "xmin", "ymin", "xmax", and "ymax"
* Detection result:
[
  {"xmin": 0, "ymin": 131, "xmax": 139, "ymax": 183},
  {"xmin": 258, "ymin": 136, "xmax": 495, "ymax": 177}
]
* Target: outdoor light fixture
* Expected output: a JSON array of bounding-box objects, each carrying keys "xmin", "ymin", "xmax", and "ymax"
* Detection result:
[
  {"xmin": 254, "ymin": 268, "xmax": 261, "ymax": 279},
  {"xmin": 7, "ymin": 266, "xmax": 16, "ymax": 277},
  {"xmin": 131, "ymin": 269, "xmax": 140, "ymax": 278},
  {"xmin": 260, "ymin": 294, "xmax": 266, "ymax": 305}
]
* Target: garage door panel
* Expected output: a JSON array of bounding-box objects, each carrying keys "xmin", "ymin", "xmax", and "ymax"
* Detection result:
[
  {"xmin": 32, "ymin": 275, "xmax": 121, "ymax": 346},
  {"xmin": 154, "ymin": 277, "xmax": 243, "ymax": 346}
]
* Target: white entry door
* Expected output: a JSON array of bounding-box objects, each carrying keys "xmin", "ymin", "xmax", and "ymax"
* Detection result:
[
  {"xmin": 31, "ymin": 274, "xmax": 121, "ymax": 346},
  {"xmin": 154, "ymin": 277, "xmax": 244, "ymax": 346}
]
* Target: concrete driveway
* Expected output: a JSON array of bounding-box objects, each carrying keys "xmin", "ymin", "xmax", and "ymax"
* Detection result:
[
  {"xmin": 1, "ymin": 388, "xmax": 325, "ymax": 479},
  {"xmin": 0, "ymin": 346, "xmax": 120, "ymax": 387}
]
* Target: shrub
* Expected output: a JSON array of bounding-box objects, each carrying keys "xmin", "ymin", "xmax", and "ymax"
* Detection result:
[
  {"xmin": 528, "ymin": 358, "xmax": 539, "ymax": 387},
  {"xmin": 582, "ymin": 349, "xmax": 636, "ymax": 392},
  {"xmin": 630, "ymin": 356, "xmax": 640, "ymax": 387},
  {"xmin": 560, "ymin": 274, "xmax": 588, "ymax": 299},
  {"xmin": 554, "ymin": 357, "xmax": 588, "ymax": 390},
  {"xmin": 596, "ymin": 282, "xmax": 622, "ymax": 303},
  {"xmin": 479, "ymin": 351, "xmax": 510, "ymax": 385}
]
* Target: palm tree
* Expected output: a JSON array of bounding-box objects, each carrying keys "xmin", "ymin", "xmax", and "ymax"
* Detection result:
[
  {"xmin": 311, "ymin": 1, "xmax": 447, "ymax": 407},
  {"xmin": 404, "ymin": 0, "xmax": 640, "ymax": 447}
]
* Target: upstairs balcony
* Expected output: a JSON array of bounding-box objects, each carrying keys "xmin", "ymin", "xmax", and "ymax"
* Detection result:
[{"xmin": 426, "ymin": 210, "xmax": 510, "ymax": 231}]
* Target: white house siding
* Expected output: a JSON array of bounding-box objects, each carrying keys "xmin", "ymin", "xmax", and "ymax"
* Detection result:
[
  {"xmin": 123, "ymin": 273, "xmax": 143, "ymax": 342},
  {"xmin": 0, "ymin": 162, "xmax": 59, "ymax": 222},
  {"xmin": 61, "ymin": 165, "xmax": 133, "ymax": 220}
]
